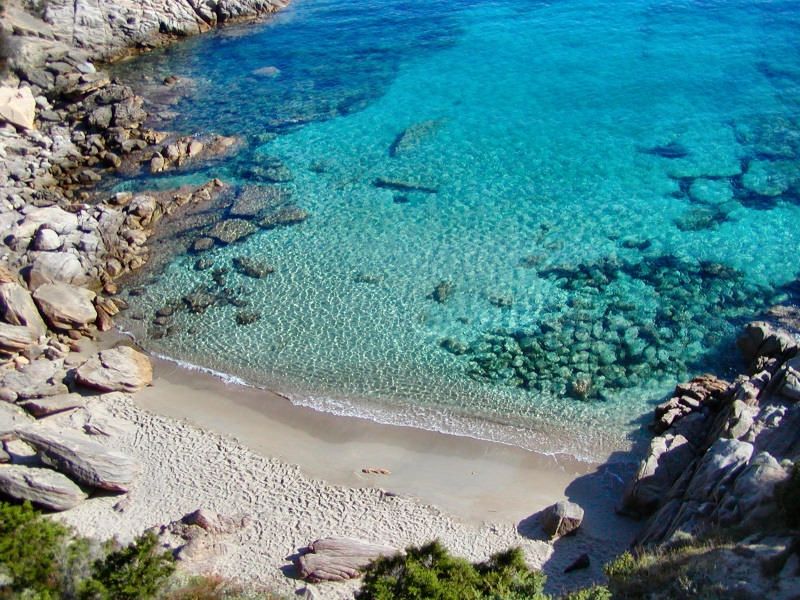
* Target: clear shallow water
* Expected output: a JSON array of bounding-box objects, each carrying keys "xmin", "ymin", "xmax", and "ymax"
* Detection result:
[{"xmin": 115, "ymin": 0, "xmax": 800, "ymax": 460}]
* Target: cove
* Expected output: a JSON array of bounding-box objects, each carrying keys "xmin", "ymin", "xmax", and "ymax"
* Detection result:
[{"xmin": 114, "ymin": 0, "xmax": 800, "ymax": 460}]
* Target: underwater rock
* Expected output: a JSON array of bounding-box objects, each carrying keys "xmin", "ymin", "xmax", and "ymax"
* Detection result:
[
  {"xmin": 389, "ymin": 119, "xmax": 442, "ymax": 157},
  {"xmin": 235, "ymin": 310, "xmax": 261, "ymax": 326},
  {"xmin": 373, "ymin": 177, "xmax": 438, "ymax": 194},
  {"xmin": 638, "ymin": 141, "xmax": 689, "ymax": 159},
  {"xmin": 620, "ymin": 236, "xmax": 652, "ymax": 251},
  {"xmin": 242, "ymin": 159, "xmax": 293, "ymax": 183},
  {"xmin": 191, "ymin": 237, "xmax": 215, "ymax": 253},
  {"xmin": 440, "ymin": 338, "xmax": 468, "ymax": 355},
  {"xmin": 183, "ymin": 291, "xmax": 216, "ymax": 314},
  {"xmin": 194, "ymin": 257, "xmax": 214, "ymax": 271},
  {"xmin": 489, "ymin": 294, "xmax": 513, "ymax": 308},
  {"xmin": 688, "ymin": 178, "xmax": 734, "ymax": 205},
  {"xmin": 674, "ymin": 206, "xmax": 730, "ymax": 232},
  {"xmin": 252, "ymin": 66, "xmax": 280, "ymax": 77},
  {"xmin": 230, "ymin": 185, "xmax": 292, "ymax": 219},
  {"xmin": 741, "ymin": 159, "xmax": 799, "ymax": 198},
  {"xmin": 232, "ymin": 256, "xmax": 275, "ymax": 279},
  {"xmin": 208, "ymin": 219, "xmax": 258, "ymax": 245},
  {"xmin": 393, "ymin": 194, "xmax": 410, "ymax": 204},
  {"xmin": 429, "ymin": 280, "xmax": 454, "ymax": 303},
  {"xmin": 259, "ymin": 205, "xmax": 309, "ymax": 229},
  {"xmin": 354, "ymin": 273, "xmax": 383, "ymax": 285}
]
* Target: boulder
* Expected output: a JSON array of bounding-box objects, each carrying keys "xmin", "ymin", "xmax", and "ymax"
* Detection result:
[
  {"xmin": 0, "ymin": 464, "xmax": 87, "ymax": 511},
  {"xmin": 296, "ymin": 537, "xmax": 399, "ymax": 582},
  {"xmin": 75, "ymin": 346, "xmax": 152, "ymax": 393},
  {"xmin": 181, "ymin": 508, "xmax": 247, "ymax": 535},
  {"xmin": 0, "ymin": 282, "xmax": 47, "ymax": 337},
  {"xmin": 541, "ymin": 500, "xmax": 584, "ymax": 539},
  {"xmin": 775, "ymin": 355, "xmax": 800, "ymax": 402},
  {"xmin": 28, "ymin": 252, "xmax": 87, "ymax": 289},
  {"xmin": 33, "ymin": 283, "xmax": 97, "ymax": 330},
  {"xmin": 15, "ymin": 207, "xmax": 79, "ymax": 239},
  {"xmin": 18, "ymin": 427, "xmax": 138, "ymax": 492},
  {"xmin": 33, "ymin": 228, "xmax": 62, "ymax": 252},
  {"xmin": 0, "ymin": 322, "xmax": 39, "ymax": 353},
  {"xmin": 0, "ymin": 86, "xmax": 36, "ymax": 130}
]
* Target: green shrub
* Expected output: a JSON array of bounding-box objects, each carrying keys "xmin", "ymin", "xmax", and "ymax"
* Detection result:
[
  {"xmin": 79, "ymin": 531, "xmax": 175, "ymax": 600},
  {"xmin": 561, "ymin": 586, "xmax": 612, "ymax": 600},
  {"xmin": 0, "ymin": 500, "xmax": 72, "ymax": 598},
  {"xmin": 357, "ymin": 541, "xmax": 547, "ymax": 600}
]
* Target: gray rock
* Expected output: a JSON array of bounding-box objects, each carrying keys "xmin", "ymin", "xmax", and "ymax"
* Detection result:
[
  {"xmin": 775, "ymin": 355, "xmax": 800, "ymax": 402},
  {"xmin": 75, "ymin": 346, "xmax": 153, "ymax": 393},
  {"xmin": 28, "ymin": 252, "xmax": 87, "ymax": 289},
  {"xmin": 18, "ymin": 427, "xmax": 138, "ymax": 492},
  {"xmin": 685, "ymin": 439, "xmax": 754, "ymax": 502},
  {"xmin": 19, "ymin": 394, "xmax": 87, "ymax": 418},
  {"xmin": 296, "ymin": 537, "xmax": 399, "ymax": 582},
  {"xmin": 541, "ymin": 500, "xmax": 584, "ymax": 539},
  {"xmin": 33, "ymin": 227, "xmax": 63, "ymax": 251},
  {"xmin": 0, "ymin": 402, "xmax": 35, "ymax": 437},
  {"xmin": 33, "ymin": 282, "xmax": 97, "ymax": 330},
  {"xmin": 0, "ymin": 322, "xmax": 39, "ymax": 353},
  {"xmin": 0, "ymin": 282, "xmax": 47, "ymax": 338},
  {"xmin": 1, "ymin": 359, "xmax": 68, "ymax": 399},
  {"xmin": 0, "ymin": 464, "xmax": 87, "ymax": 511},
  {"xmin": 621, "ymin": 433, "xmax": 697, "ymax": 516}
]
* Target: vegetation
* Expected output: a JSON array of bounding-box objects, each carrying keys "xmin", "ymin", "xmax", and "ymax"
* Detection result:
[
  {"xmin": 603, "ymin": 544, "xmax": 736, "ymax": 599},
  {"xmin": 357, "ymin": 541, "xmax": 547, "ymax": 600},
  {"xmin": 0, "ymin": 501, "xmax": 262, "ymax": 600}
]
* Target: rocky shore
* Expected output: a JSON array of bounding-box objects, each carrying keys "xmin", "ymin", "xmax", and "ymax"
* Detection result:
[{"xmin": 1, "ymin": 0, "xmax": 798, "ymax": 598}]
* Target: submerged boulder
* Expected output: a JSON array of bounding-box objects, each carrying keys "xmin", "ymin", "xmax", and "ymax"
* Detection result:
[{"xmin": 208, "ymin": 219, "xmax": 258, "ymax": 245}]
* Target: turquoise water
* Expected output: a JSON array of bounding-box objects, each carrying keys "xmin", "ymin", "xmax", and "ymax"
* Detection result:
[{"xmin": 115, "ymin": 0, "xmax": 800, "ymax": 459}]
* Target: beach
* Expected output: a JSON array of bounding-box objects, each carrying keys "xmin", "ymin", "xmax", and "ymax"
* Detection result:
[{"xmin": 50, "ymin": 335, "xmax": 640, "ymax": 597}]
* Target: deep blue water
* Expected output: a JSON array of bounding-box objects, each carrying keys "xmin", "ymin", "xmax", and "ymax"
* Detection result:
[{"xmin": 114, "ymin": 0, "xmax": 800, "ymax": 459}]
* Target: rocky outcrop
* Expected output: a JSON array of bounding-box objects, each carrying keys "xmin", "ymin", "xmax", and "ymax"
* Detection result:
[
  {"xmin": 623, "ymin": 315, "xmax": 800, "ymax": 548},
  {"xmin": 18, "ymin": 427, "xmax": 139, "ymax": 492},
  {"xmin": 295, "ymin": 537, "xmax": 400, "ymax": 583},
  {"xmin": 75, "ymin": 346, "xmax": 153, "ymax": 393},
  {"xmin": 0, "ymin": 464, "xmax": 87, "ymax": 511}
]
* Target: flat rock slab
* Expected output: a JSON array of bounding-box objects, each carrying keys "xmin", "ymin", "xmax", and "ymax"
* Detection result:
[
  {"xmin": 541, "ymin": 500, "xmax": 584, "ymax": 539},
  {"xmin": 75, "ymin": 346, "xmax": 152, "ymax": 393},
  {"xmin": 1, "ymin": 359, "xmax": 68, "ymax": 399},
  {"xmin": 33, "ymin": 282, "xmax": 96, "ymax": 331},
  {"xmin": 296, "ymin": 537, "xmax": 399, "ymax": 582},
  {"xmin": 18, "ymin": 427, "xmax": 139, "ymax": 492},
  {"xmin": 0, "ymin": 464, "xmax": 87, "ymax": 511},
  {"xmin": 0, "ymin": 86, "xmax": 35, "ymax": 130},
  {"xmin": 0, "ymin": 402, "xmax": 34, "ymax": 437},
  {"xmin": 0, "ymin": 322, "xmax": 38, "ymax": 353},
  {"xmin": 20, "ymin": 393, "xmax": 87, "ymax": 418}
]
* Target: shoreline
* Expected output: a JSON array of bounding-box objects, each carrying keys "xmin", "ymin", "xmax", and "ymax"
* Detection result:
[{"xmin": 136, "ymin": 351, "xmax": 625, "ymax": 524}]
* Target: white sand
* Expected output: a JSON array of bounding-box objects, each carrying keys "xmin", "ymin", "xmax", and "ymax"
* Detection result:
[{"xmin": 54, "ymin": 351, "xmax": 640, "ymax": 598}]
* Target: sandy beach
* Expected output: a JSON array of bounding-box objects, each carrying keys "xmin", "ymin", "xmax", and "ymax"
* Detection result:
[{"xmin": 49, "ymin": 336, "xmax": 640, "ymax": 598}]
